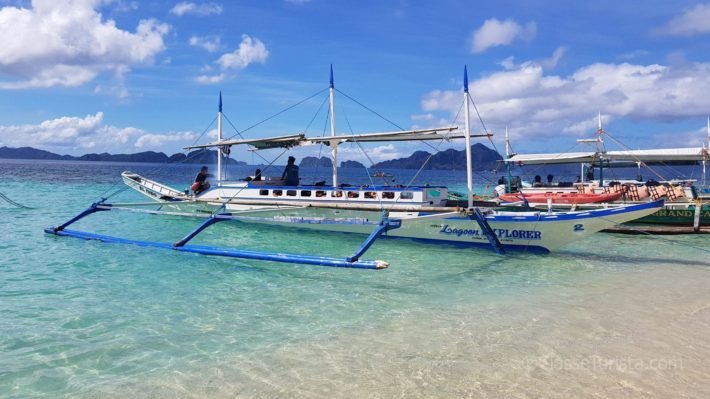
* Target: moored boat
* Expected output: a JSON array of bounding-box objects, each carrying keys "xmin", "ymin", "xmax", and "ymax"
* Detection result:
[{"xmin": 46, "ymin": 67, "xmax": 665, "ymax": 267}]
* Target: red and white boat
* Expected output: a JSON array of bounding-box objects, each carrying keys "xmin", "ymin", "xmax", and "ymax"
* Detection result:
[{"xmin": 499, "ymin": 190, "xmax": 623, "ymax": 204}]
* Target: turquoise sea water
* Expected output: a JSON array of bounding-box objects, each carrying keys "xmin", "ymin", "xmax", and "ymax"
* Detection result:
[{"xmin": 1, "ymin": 159, "xmax": 709, "ymax": 398}]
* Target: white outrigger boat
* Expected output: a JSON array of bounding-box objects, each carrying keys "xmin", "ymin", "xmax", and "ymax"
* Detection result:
[{"xmin": 46, "ymin": 67, "xmax": 663, "ymax": 268}]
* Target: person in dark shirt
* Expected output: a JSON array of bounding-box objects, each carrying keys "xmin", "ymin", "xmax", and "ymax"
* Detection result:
[
  {"xmin": 281, "ymin": 156, "xmax": 299, "ymax": 186},
  {"xmin": 253, "ymin": 168, "xmax": 262, "ymax": 181},
  {"xmin": 192, "ymin": 166, "xmax": 212, "ymax": 194}
]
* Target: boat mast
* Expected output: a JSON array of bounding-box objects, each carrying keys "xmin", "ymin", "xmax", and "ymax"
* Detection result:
[
  {"xmin": 597, "ymin": 112, "xmax": 604, "ymax": 187},
  {"xmin": 704, "ymin": 116, "xmax": 709, "ymax": 187},
  {"xmin": 505, "ymin": 126, "xmax": 512, "ymax": 193},
  {"xmin": 217, "ymin": 92, "xmax": 223, "ymax": 183},
  {"xmin": 463, "ymin": 65, "xmax": 474, "ymax": 208},
  {"xmin": 329, "ymin": 65, "xmax": 338, "ymax": 188}
]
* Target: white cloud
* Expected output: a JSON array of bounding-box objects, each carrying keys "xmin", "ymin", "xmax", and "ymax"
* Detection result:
[
  {"xmin": 419, "ymin": 60, "xmax": 710, "ymax": 144},
  {"xmin": 135, "ymin": 132, "xmax": 196, "ymax": 148},
  {"xmin": 561, "ymin": 114, "xmax": 612, "ymax": 135},
  {"xmin": 0, "ymin": 112, "xmax": 196, "ymax": 154},
  {"xmin": 194, "ymin": 73, "xmax": 225, "ymax": 85},
  {"xmin": 618, "ymin": 49, "xmax": 649, "ymax": 60},
  {"xmin": 338, "ymin": 144, "xmax": 404, "ymax": 164},
  {"xmin": 170, "ymin": 1, "xmax": 222, "ymax": 16},
  {"xmin": 189, "ymin": 35, "xmax": 221, "ymax": 52},
  {"xmin": 192, "ymin": 34, "xmax": 268, "ymax": 83},
  {"xmin": 497, "ymin": 47, "xmax": 566, "ymax": 72},
  {"xmin": 657, "ymin": 4, "xmax": 710, "ymax": 37},
  {"xmin": 471, "ymin": 18, "xmax": 536, "ymax": 53},
  {"xmin": 217, "ymin": 35, "xmax": 269, "ymax": 70},
  {"xmin": 538, "ymin": 46, "xmax": 566, "ymax": 70},
  {"xmin": 112, "ymin": 0, "xmax": 138, "ymax": 12},
  {"xmin": 0, "ymin": 0, "xmax": 169, "ymax": 89}
]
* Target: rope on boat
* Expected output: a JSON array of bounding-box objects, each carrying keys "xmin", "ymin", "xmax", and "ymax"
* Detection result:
[
  {"xmin": 223, "ymin": 88, "xmax": 329, "ymax": 141},
  {"xmin": 0, "ymin": 191, "xmax": 34, "ymax": 209},
  {"xmin": 94, "ymin": 115, "xmax": 219, "ymax": 202}
]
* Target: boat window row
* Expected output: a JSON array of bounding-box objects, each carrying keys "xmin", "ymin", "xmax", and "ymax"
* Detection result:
[{"xmin": 257, "ymin": 188, "xmax": 411, "ymax": 200}]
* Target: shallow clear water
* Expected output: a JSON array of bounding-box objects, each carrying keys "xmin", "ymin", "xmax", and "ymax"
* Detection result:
[{"xmin": 1, "ymin": 160, "xmax": 708, "ymax": 398}]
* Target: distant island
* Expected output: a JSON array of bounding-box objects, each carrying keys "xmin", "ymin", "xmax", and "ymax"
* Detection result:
[
  {"xmin": 372, "ymin": 143, "xmax": 502, "ymax": 170},
  {"xmin": 0, "ymin": 146, "xmax": 245, "ymax": 165},
  {"xmin": 340, "ymin": 160, "xmax": 365, "ymax": 168},
  {"xmin": 299, "ymin": 157, "xmax": 366, "ymax": 169},
  {"xmin": 0, "ymin": 143, "xmax": 502, "ymax": 170}
]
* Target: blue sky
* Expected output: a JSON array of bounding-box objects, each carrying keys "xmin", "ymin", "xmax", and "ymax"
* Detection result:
[{"xmin": 1, "ymin": 0, "xmax": 710, "ymax": 163}]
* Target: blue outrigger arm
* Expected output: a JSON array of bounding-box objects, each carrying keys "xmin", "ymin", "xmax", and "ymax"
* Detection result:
[
  {"xmin": 347, "ymin": 211, "xmax": 401, "ymax": 262},
  {"xmin": 45, "ymin": 202, "xmax": 392, "ymax": 270},
  {"xmin": 49, "ymin": 201, "xmax": 110, "ymax": 233},
  {"xmin": 469, "ymin": 208, "xmax": 506, "ymax": 255}
]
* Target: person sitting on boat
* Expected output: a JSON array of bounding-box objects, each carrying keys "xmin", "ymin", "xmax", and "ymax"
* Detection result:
[
  {"xmin": 253, "ymin": 169, "xmax": 262, "ymax": 181},
  {"xmin": 533, "ymin": 175, "xmax": 544, "ymax": 187},
  {"xmin": 192, "ymin": 166, "xmax": 212, "ymax": 195},
  {"xmin": 281, "ymin": 156, "xmax": 299, "ymax": 186},
  {"xmin": 494, "ymin": 178, "xmax": 506, "ymax": 197},
  {"xmin": 546, "ymin": 174, "xmax": 554, "ymax": 186}
]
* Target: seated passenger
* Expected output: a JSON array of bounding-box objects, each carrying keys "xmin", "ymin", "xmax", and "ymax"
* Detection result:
[
  {"xmin": 281, "ymin": 156, "xmax": 299, "ymax": 186},
  {"xmin": 191, "ymin": 166, "xmax": 212, "ymax": 194}
]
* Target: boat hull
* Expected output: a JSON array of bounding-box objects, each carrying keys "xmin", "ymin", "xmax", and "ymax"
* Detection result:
[
  {"xmin": 157, "ymin": 200, "xmax": 663, "ymax": 253},
  {"xmin": 627, "ymin": 203, "xmax": 710, "ymax": 226},
  {"xmin": 120, "ymin": 172, "xmax": 663, "ymax": 252}
]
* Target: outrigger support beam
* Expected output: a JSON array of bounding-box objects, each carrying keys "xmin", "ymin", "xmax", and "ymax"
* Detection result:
[
  {"xmin": 48, "ymin": 201, "xmax": 111, "ymax": 233},
  {"xmin": 347, "ymin": 211, "xmax": 401, "ymax": 263},
  {"xmin": 469, "ymin": 208, "xmax": 506, "ymax": 255},
  {"xmin": 173, "ymin": 214, "xmax": 229, "ymax": 247}
]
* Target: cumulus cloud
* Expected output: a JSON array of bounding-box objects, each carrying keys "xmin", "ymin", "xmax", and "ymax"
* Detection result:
[
  {"xmin": 218, "ymin": 35, "xmax": 269, "ymax": 70},
  {"xmin": 189, "ymin": 35, "xmax": 221, "ymax": 52},
  {"xmin": 657, "ymin": 4, "xmax": 710, "ymax": 37},
  {"xmin": 0, "ymin": 0, "xmax": 169, "ymax": 89},
  {"xmin": 471, "ymin": 18, "xmax": 536, "ymax": 53},
  {"xmin": 0, "ymin": 112, "xmax": 196, "ymax": 154},
  {"xmin": 170, "ymin": 1, "xmax": 222, "ymax": 16},
  {"xmin": 419, "ymin": 60, "xmax": 710, "ymax": 144},
  {"xmin": 195, "ymin": 35, "xmax": 268, "ymax": 85}
]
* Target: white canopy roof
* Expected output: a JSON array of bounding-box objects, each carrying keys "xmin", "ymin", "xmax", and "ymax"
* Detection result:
[
  {"xmin": 185, "ymin": 126, "xmax": 492, "ymax": 150},
  {"xmin": 185, "ymin": 134, "xmax": 306, "ymax": 150},
  {"xmin": 308, "ymin": 127, "xmax": 490, "ymax": 144},
  {"xmin": 505, "ymin": 147, "xmax": 707, "ymax": 165}
]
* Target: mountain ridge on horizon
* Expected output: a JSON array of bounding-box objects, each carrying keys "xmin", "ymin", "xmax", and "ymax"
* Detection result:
[{"xmin": 0, "ymin": 144, "xmax": 504, "ymax": 170}]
